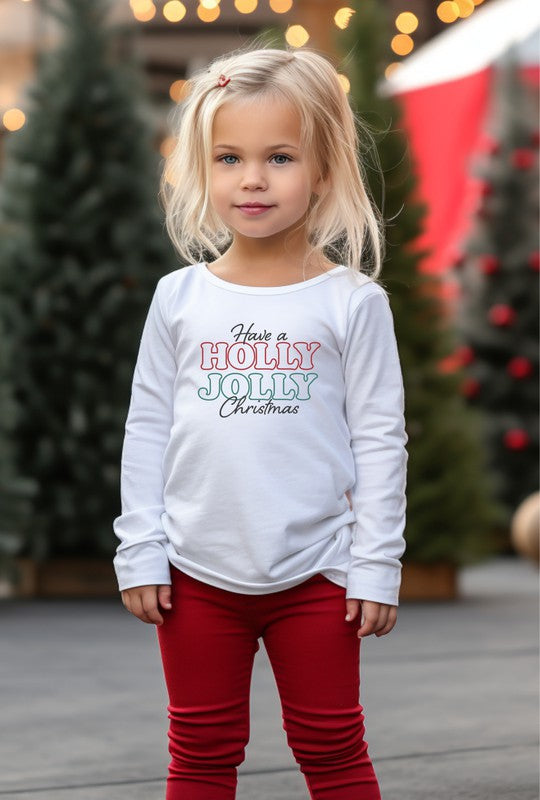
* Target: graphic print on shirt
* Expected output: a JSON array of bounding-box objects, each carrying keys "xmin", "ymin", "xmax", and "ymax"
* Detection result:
[{"xmin": 197, "ymin": 322, "xmax": 321, "ymax": 417}]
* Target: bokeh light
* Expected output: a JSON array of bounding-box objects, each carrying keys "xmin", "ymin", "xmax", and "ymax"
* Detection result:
[
  {"xmin": 169, "ymin": 79, "xmax": 190, "ymax": 103},
  {"xmin": 163, "ymin": 1, "xmax": 186, "ymax": 22},
  {"xmin": 285, "ymin": 24, "xmax": 310, "ymax": 48},
  {"xmin": 197, "ymin": 3, "xmax": 220, "ymax": 21},
  {"xmin": 455, "ymin": 0, "xmax": 475, "ymax": 16},
  {"xmin": 234, "ymin": 0, "xmax": 257, "ymax": 13},
  {"xmin": 437, "ymin": 1, "xmax": 460, "ymax": 23},
  {"xmin": 3, "ymin": 108, "xmax": 26, "ymax": 131},
  {"xmin": 337, "ymin": 74, "xmax": 350, "ymax": 94},
  {"xmin": 130, "ymin": 0, "xmax": 156, "ymax": 21},
  {"xmin": 391, "ymin": 33, "xmax": 414, "ymax": 56},
  {"xmin": 269, "ymin": 0, "xmax": 293, "ymax": 12},
  {"xmin": 334, "ymin": 7, "xmax": 355, "ymax": 30},
  {"xmin": 395, "ymin": 12, "xmax": 418, "ymax": 34}
]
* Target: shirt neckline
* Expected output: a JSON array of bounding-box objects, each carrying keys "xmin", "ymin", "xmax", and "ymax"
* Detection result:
[{"xmin": 199, "ymin": 261, "xmax": 348, "ymax": 294}]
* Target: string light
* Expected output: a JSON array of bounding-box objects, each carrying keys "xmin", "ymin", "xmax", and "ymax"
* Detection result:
[
  {"xmin": 169, "ymin": 79, "xmax": 189, "ymax": 103},
  {"xmin": 160, "ymin": 136, "xmax": 176, "ymax": 158},
  {"xmin": 234, "ymin": 0, "xmax": 257, "ymax": 13},
  {"xmin": 391, "ymin": 33, "xmax": 414, "ymax": 57},
  {"xmin": 337, "ymin": 74, "xmax": 350, "ymax": 94},
  {"xmin": 285, "ymin": 24, "xmax": 310, "ymax": 48},
  {"xmin": 2, "ymin": 108, "xmax": 25, "ymax": 131},
  {"xmin": 130, "ymin": 0, "xmax": 157, "ymax": 22},
  {"xmin": 437, "ymin": 2, "xmax": 460, "ymax": 23},
  {"xmin": 384, "ymin": 63, "xmax": 401, "ymax": 80},
  {"xmin": 270, "ymin": 0, "xmax": 293, "ymax": 12},
  {"xmin": 163, "ymin": 1, "xmax": 186, "ymax": 22},
  {"xmin": 334, "ymin": 7, "xmax": 355, "ymax": 31},
  {"xmin": 129, "ymin": 0, "xmax": 152, "ymax": 10},
  {"xmin": 395, "ymin": 12, "xmax": 418, "ymax": 34},
  {"xmin": 454, "ymin": 0, "xmax": 475, "ymax": 17},
  {"xmin": 130, "ymin": 0, "xmax": 156, "ymax": 21},
  {"xmin": 197, "ymin": 3, "xmax": 220, "ymax": 21}
]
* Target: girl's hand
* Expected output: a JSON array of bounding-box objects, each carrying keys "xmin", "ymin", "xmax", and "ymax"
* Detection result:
[
  {"xmin": 120, "ymin": 584, "xmax": 172, "ymax": 626},
  {"xmin": 345, "ymin": 598, "xmax": 397, "ymax": 638}
]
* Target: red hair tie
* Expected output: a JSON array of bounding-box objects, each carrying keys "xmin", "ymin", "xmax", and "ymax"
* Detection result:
[{"xmin": 216, "ymin": 73, "xmax": 231, "ymax": 87}]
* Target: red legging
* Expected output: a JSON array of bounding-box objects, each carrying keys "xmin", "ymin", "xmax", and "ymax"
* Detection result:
[{"xmin": 156, "ymin": 566, "xmax": 382, "ymax": 800}]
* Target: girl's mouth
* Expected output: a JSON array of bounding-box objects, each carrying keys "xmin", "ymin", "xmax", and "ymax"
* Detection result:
[{"xmin": 236, "ymin": 205, "xmax": 274, "ymax": 216}]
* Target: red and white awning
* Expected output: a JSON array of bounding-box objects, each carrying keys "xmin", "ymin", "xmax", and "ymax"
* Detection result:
[{"xmin": 377, "ymin": 0, "xmax": 540, "ymax": 283}]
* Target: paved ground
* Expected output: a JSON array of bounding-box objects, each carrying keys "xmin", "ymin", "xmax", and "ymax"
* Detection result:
[{"xmin": 0, "ymin": 555, "xmax": 538, "ymax": 800}]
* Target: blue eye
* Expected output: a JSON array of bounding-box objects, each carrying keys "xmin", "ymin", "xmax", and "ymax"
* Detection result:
[
  {"xmin": 271, "ymin": 154, "xmax": 292, "ymax": 164},
  {"xmin": 216, "ymin": 154, "xmax": 292, "ymax": 165}
]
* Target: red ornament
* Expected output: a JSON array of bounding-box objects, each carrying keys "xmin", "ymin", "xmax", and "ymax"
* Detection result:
[
  {"xmin": 478, "ymin": 179, "xmax": 494, "ymax": 197},
  {"xmin": 488, "ymin": 304, "xmax": 516, "ymax": 326},
  {"xmin": 462, "ymin": 377, "xmax": 481, "ymax": 398},
  {"xmin": 503, "ymin": 428, "xmax": 530, "ymax": 450},
  {"xmin": 438, "ymin": 353, "xmax": 462, "ymax": 373},
  {"xmin": 456, "ymin": 345, "xmax": 475, "ymax": 365},
  {"xmin": 528, "ymin": 251, "xmax": 540, "ymax": 272},
  {"xmin": 511, "ymin": 148, "xmax": 535, "ymax": 169},
  {"xmin": 507, "ymin": 356, "xmax": 533, "ymax": 379},
  {"xmin": 479, "ymin": 254, "xmax": 500, "ymax": 275},
  {"xmin": 439, "ymin": 344, "xmax": 475, "ymax": 372}
]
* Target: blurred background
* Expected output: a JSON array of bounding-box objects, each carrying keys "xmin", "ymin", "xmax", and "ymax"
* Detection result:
[
  {"xmin": 0, "ymin": 3, "xmax": 538, "ymax": 799},
  {"xmin": 0, "ymin": 0, "xmax": 538, "ymax": 600}
]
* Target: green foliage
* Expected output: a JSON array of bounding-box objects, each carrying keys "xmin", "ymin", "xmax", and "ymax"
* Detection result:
[
  {"xmin": 0, "ymin": 308, "xmax": 38, "ymax": 582},
  {"xmin": 455, "ymin": 54, "xmax": 539, "ymax": 515},
  {"xmin": 339, "ymin": 0, "xmax": 507, "ymax": 564},
  {"xmin": 0, "ymin": 0, "xmax": 176, "ymax": 567}
]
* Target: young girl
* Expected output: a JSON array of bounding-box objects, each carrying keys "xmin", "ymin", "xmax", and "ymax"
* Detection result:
[{"xmin": 113, "ymin": 43, "xmax": 408, "ymax": 800}]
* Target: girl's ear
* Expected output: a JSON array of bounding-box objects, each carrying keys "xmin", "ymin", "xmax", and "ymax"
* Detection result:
[{"xmin": 313, "ymin": 172, "xmax": 329, "ymax": 196}]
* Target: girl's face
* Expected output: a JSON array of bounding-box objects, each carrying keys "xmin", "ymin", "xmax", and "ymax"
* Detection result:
[{"xmin": 209, "ymin": 95, "xmax": 323, "ymax": 245}]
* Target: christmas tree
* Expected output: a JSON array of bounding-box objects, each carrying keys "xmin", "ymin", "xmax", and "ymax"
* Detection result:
[
  {"xmin": 0, "ymin": 307, "xmax": 37, "ymax": 586},
  {"xmin": 0, "ymin": 0, "xmax": 176, "ymax": 569},
  {"xmin": 338, "ymin": 0, "xmax": 507, "ymax": 564},
  {"xmin": 452, "ymin": 52, "xmax": 539, "ymax": 519}
]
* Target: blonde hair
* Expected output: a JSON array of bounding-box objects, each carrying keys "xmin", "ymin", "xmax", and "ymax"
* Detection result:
[{"xmin": 159, "ymin": 40, "xmax": 386, "ymax": 281}]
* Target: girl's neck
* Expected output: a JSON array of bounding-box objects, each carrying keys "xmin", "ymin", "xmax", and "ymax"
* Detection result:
[{"xmin": 211, "ymin": 248, "xmax": 334, "ymax": 282}]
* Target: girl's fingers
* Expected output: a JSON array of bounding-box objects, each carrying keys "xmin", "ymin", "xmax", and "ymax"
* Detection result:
[
  {"xmin": 356, "ymin": 603, "xmax": 397, "ymax": 638},
  {"xmin": 345, "ymin": 598, "xmax": 361, "ymax": 621},
  {"xmin": 131, "ymin": 593, "xmax": 151, "ymax": 624},
  {"xmin": 356, "ymin": 613, "xmax": 379, "ymax": 637},
  {"xmin": 375, "ymin": 620, "xmax": 394, "ymax": 636},
  {"xmin": 125, "ymin": 588, "xmax": 164, "ymax": 625},
  {"xmin": 375, "ymin": 607, "xmax": 398, "ymax": 637},
  {"xmin": 141, "ymin": 590, "xmax": 164, "ymax": 625},
  {"xmin": 158, "ymin": 585, "xmax": 172, "ymax": 610}
]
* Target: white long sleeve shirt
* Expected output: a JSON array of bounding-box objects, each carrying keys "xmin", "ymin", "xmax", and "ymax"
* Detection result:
[{"xmin": 113, "ymin": 261, "xmax": 408, "ymax": 605}]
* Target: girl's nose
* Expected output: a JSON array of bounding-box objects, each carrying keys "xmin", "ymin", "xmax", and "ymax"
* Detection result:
[{"xmin": 239, "ymin": 166, "xmax": 267, "ymax": 190}]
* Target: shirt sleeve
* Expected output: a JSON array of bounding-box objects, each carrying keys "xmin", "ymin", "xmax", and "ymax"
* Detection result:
[
  {"xmin": 112, "ymin": 277, "xmax": 175, "ymax": 592},
  {"xmin": 341, "ymin": 286, "xmax": 408, "ymax": 606}
]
